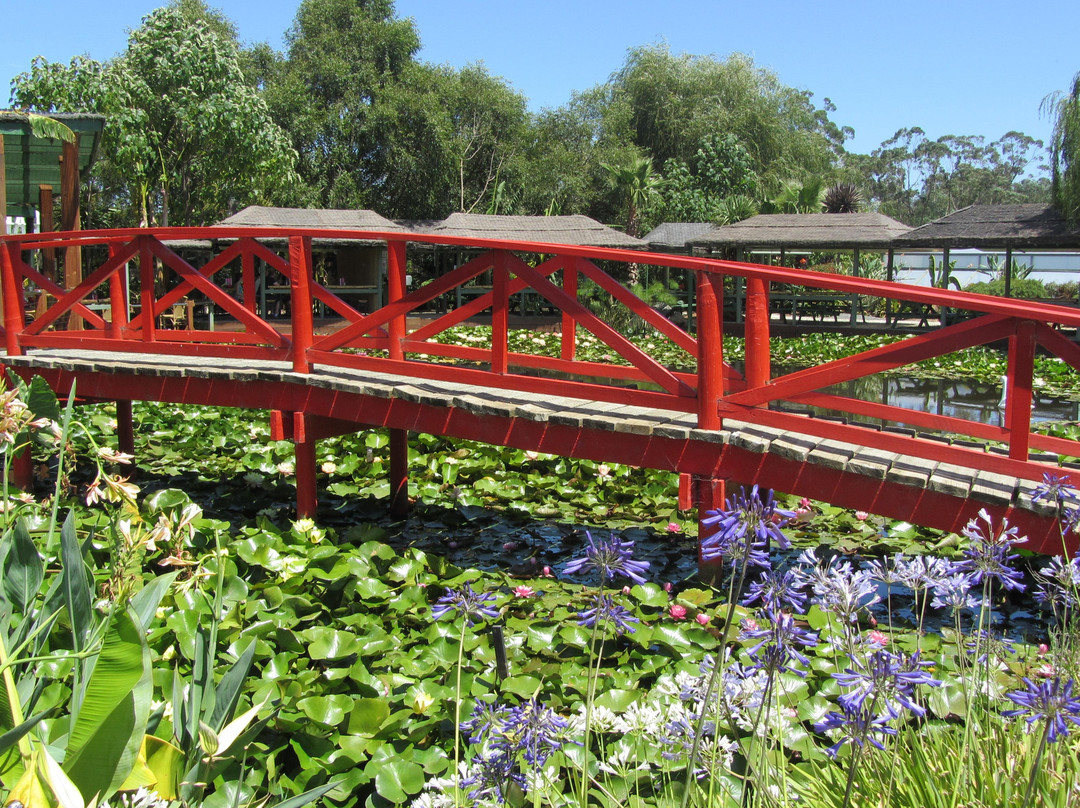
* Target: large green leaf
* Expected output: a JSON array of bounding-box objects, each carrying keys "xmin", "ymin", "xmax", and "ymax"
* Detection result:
[
  {"xmin": 63, "ymin": 607, "xmax": 152, "ymax": 802},
  {"xmin": 372, "ymin": 759, "xmax": 424, "ymax": 803},
  {"xmin": 4, "ymin": 521, "xmax": 43, "ymax": 613},
  {"xmin": 60, "ymin": 511, "xmax": 93, "ymax": 652}
]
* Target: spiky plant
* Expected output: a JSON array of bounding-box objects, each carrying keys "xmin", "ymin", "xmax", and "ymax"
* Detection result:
[
  {"xmin": 824, "ymin": 183, "xmax": 863, "ymax": 214},
  {"xmin": 717, "ymin": 194, "xmax": 759, "ymax": 225}
]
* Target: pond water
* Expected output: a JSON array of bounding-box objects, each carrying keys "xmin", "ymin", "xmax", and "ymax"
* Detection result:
[{"xmin": 771, "ymin": 369, "xmax": 1080, "ymax": 427}]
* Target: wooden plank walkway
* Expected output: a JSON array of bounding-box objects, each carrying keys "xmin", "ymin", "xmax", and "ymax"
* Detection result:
[{"xmin": 1, "ymin": 348, "xmax": 1064, "ymax": 550}]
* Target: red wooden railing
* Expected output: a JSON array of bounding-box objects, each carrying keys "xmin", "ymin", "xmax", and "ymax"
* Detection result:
[{"xmin": 3, "ymin": 226, "xmax": 1080, "ymax": 494}]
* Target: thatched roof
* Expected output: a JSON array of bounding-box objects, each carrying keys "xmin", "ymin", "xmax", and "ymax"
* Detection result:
[
  {"xmin": 219, "ymin": 205, "xmax": 406, "ymax": 232},
  {"xmin": 893, "ymin": 205, "xmax": 1080, "ymax": 249},
  {"xmin": 643, "ymin": 222, "xmax": 717, "ymax": 252},
  {"xmin": 414, "ymin": 213, "xmax": 648, "ymax": 249},
  {"xmin": 690, "ymin": 212, "xmax": 912, "ymax": 251}
]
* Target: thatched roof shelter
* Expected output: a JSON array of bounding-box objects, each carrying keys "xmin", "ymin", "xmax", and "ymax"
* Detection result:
[
  {"xmin": 642, "ymin": 222, "xmax": 717, "ymax": 253},
  {"xmin": 689, "ymin": 212, "xmax": 912, "ymax": 252},
  {"xmin": 893, "ymin": 204, "xmax": 1080, "ymax": 250},
  {"xmin": 218, "ymin": 205, "xmax": 406, "ymax": 245},
  {"xmin": 411, "ymin": 213, "xmax": 648, "ymax": 249}
]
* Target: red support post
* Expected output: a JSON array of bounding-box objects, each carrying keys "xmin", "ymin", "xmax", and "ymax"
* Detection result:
[
  {"xmin": 1, "ymin": 242, "xmax": 25, "ymax": 356},
  {"xmin": 293, "ymin": 411, "xmax": 318, "ymax": 518},
  {"xmin": 108, "ymin": 243, "xmax": 127, "ymax": 339},
  {"xmin": 1006, "ymin": 319, "xmax": 1036, "ymax": 461},
  {"xmin": 561, "ymin": 258, "xmax": 579, "ymax": 361},
  {"xmin": 138, "ymin": 236, "xmax": 157, "ymax": 343},
  {"xmin": 387, "ymin": 239, "xmax": 407, "ymax": 360},
  {"xmin": 492, "ymin": 250, "xmax": 509, "ymax": 374},
  {"xmin": 389, "ymin": 427, "xmax": 409, "ymax": 518},
  {"xmin": 696, "ymin": 270, "xmax": 724, "ymax": 430},
  {"xmin": 744, "ymin": 277, "xmax": 771, "ymax": 389},
  {"xmin": 289, "ymin": 236, "xmax": 315, "ymax": 374},
  {"xmin": 693, "ymin": 475, "xmax": 726, "ymax": 581}
]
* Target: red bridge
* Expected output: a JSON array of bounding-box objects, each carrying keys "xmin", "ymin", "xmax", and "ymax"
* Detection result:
[{"xmin": 2, "ymin": 226, "xmax": 1078, "ymax": 556}]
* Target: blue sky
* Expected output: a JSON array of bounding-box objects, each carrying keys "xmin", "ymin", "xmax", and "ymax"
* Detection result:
[{"xmin": 4, "ymin": 0, "xmax": 1078, "ymax": 157}]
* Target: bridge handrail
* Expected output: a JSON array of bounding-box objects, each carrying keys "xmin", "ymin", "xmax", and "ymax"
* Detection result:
[{"xmin": 3, "ymin": 226, "xmax": 1080, "ymax": 493}]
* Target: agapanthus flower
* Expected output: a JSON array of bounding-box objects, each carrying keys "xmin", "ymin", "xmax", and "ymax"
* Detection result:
[
  {"xmin": 1034, "ymin": 555, "xmax": 1080, "ymax": 613},
  {"xmin": 741, "ymin": 612, "xmax": 817, "ymax": 675},
  {"xmin": 741, "ymin": 568, "xmax": 807, "ymax": 613},
  {"xmin": 1033, "ymin": 472, "xmax": 1080, "ymax": 509},
  {"xmin": 431, "ymin": 583, "xmax": 500, "ymax": 625},
  {"xmin": 893, "ymin": 554, "xmax": 952, "ymax": 592},
  {"xmin": 562, "ymin": 531, "xmax": 650, "ymax": 585},
  {"xmin": 1004, "ymin": 677, "xmax": 1080, "ymax": 743},
  {"xmin": 577, "ymin": 594, "xmax": 639, "ymax": 634},
  {"xmin": 700, "ymin": 485, "xmax": 793, "ymax": 568},
  {"xmin": 500, "ymin": 698, "xmax": 570, "ymax": 767},
  {"xmin": 931, "ymin": 572, "xmax": 981, "ymax": 613},
  {"xmin": 800, "ymin": 555, "xmax": 880, "ymax": 626},
  {"xmin": 832, "ymin": 650, "xmax": 941, "ymax": 719},
  {"xmin": 952, "ymin": 509, "xmax": 1027, "ymax": 592},
  {"xmin": 815, "ymin": 702, "xmax": 898, "ymax": 756}
]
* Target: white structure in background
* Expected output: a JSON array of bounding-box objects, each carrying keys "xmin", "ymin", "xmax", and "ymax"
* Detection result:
[{"xmin": 892, "ymin": 249, "xmax": 1080, "ymax": 288}]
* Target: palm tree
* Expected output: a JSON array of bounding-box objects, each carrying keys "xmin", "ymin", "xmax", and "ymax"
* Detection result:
[
  {"xmin": 602, "ymin": 154, "xmax": 664, "ymax": 238},
  {"xmin": 761, "ymin": 178, "xmax": 826, "ymax": 214}
]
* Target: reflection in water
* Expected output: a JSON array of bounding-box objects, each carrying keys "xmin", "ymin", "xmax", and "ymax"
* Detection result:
[{"xmin": 768, "ymin": 367, "xmax": 1079, "ymax": 428}]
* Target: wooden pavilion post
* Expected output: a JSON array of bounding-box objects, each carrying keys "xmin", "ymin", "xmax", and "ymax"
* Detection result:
[
  {"xmin": 387, "ymin": 239, "xmax": 410, "ymax": 518},
  {"xmin": 1004, "ymin": 246, "xmax": 1014, "ymax": 298},
  {"xmin": 60, "ymin": 136, "xmax": 83, "ymax": 330}
]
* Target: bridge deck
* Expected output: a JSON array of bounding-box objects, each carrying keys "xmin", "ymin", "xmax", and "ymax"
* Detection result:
[{"xmin": 2, "ymin": 348, "xmax": 1063, "ymax": 552}]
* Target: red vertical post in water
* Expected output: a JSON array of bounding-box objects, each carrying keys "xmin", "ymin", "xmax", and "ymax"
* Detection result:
[
  {"xmin": 694, "ymin": 475, "xmax": 727, "ymax": 581},
  {"xmin": 695, "ymin": 269, "xmax": 724, "ymax": 431},
  {"xmin": 293, "ymin": 412, "xmax": 317, "ymax": 518},
  {"xmin": 1006, "ymin": 319, "xmax": 1036, "ymax": 461},
  {"xmin": 561, "ymin": 257, "xmax": 579, "ymax": 361},
  {"xmin": 744, "ymin": 277, "xmax": 771, "ymax": 389},
  {"xmin": 386, "ymin": 239, "xmax": 411, "ymax": 518},
  {"xmin": 116, "ymin": 399, "xmax": 135, "ymax": 457},
  {"xmin": 289, "ymin": 236, "xmax": 315, "ymax": 374},
  {"xmin": 1, "ymin": 242, "xmax": 25, "ymax": 356}
]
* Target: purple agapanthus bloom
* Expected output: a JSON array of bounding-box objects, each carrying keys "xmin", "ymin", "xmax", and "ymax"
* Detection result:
[
  {"xmin": 1035, "ymin": 555, "xmax": 1080, "ymax": 612},
  {"xmin": 741, "ymin": 611, "xmax": 817, "ymax": 675},
  {"xmin": 741, "ymin": 568, "xmax": 808, "ymax": 614},
  {"xmin": 931, "ymin": 572, "xmax": 981, "ymax": 613},
  {"xmin": 577, "ymin": 594, "xmax": 639, "ymax": 634},
  {"xmin": 461, "ymin": 750, "xmax": 522, "ymax": 803},
  {"xmin": 431, "ymin": 583, "xmax": 500, "ymax": 625},
  {"xmin": 814, "ymin": 702, "xmax": 898, "ymax": 757},
  {"xmin": 952, "ymin": 509, "xmax": 1027, "ymax": 592},
  {"xmin": 800, "ymin": 555, "xmax": 880, "ymax": 626},
  {"xmin": 700, "ymin": 485, "xmax": 793, "ymax": 569},
  {"xmin": 833, "ymin": 650, "xmax": 941, "ymax": 719},
  {"xmin": 500, "ymin": 698, "xmax": 569, "ymax": 767},
  {"xmin": 562, "ymin": 531, "xmax": 650, "ymax": 585},
  {"xmin": 1033, "ymin": 472, "xmax": 1080, "ymax": 509},
  {"xmin": 1004, "ymin": 677, "xmax": 1080, "ymax": 743}
]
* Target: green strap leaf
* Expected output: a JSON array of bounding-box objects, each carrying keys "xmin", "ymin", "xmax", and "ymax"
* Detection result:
[
  {"xmin": 63, "ymin": 607, "xmax": 152, "ymax": 803},
  {"xmin": 4, "ymin": 521, "xmax": 44, "ymax": 614}
]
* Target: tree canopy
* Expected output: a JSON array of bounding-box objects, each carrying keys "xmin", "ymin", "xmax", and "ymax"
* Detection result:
[{"xmin": 5, "ymin": 1, "xmax": 1059, "ymax": 230}]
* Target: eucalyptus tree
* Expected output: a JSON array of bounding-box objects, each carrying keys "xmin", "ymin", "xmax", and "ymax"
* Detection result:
[{"xmin": 1045, "ymin": 71, "xmax": 1080, "ymax": 222}]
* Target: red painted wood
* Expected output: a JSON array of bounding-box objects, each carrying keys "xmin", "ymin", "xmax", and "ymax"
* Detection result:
[
  {"xmin": 562, "ymin": 258, "xmax": 579, "ymax": 361},
  {"xmin": 492, "ymin": 251, "xmax": 509, "ymax": 375},
  {"xmin": 117, "ymin": 399, "xmax": 135, "ymax": 456},
  {"xmin": 293, "ymin": 411, "xmax": 318, "ymax": 518},
  {"xmin": 1006, "ymin": 320, "xmax": 1036, "ymax": 461},
  {"xmin": 744, "ymin": 277, "xmax": 770, "ymax": 389},
  {"xmin": 1, "ymin": 243, "xmax": 25, "ymax": 355},
  {"xmin": 289, "ymin": 237, "xmax": 314, "ymax": 373},
  {"xmin": 390, "ymin": 428, "xmax": 409, "ymax": 517},
  {"xmin": 387, "ymin": 240, "xmax": 407, "ymax": 361},
  {"xmin": 138, "ymin": 237, "xmax": 157, "ymax": 344},
  {"xmin": 696, "ymin": 271, "xmax": 723, "ymax": 430}
]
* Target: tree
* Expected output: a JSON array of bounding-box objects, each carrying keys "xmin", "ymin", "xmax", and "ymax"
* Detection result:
[
  {"xmin": 652, "ymin": 133, "xmax": 759, "ymax": 223},
  {"xmin": 601, "ymin": 153, "xmax": 664, "ymax": 238},
  {"xmin": 260, "ymin": 0, "xmax": 423, "ymax": 212},
  {"xmin": 11, "ymin": 1, "xmax": 299, "ymax": 227},
  {"xmin": 1045, "ymin": 72, "xmax": 1080, "ymax": 222}
]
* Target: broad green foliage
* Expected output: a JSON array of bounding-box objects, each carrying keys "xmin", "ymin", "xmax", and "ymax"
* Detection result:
[{"xmin": 11, "ymin": 2, "xmax": 299, "ymax": 228}]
